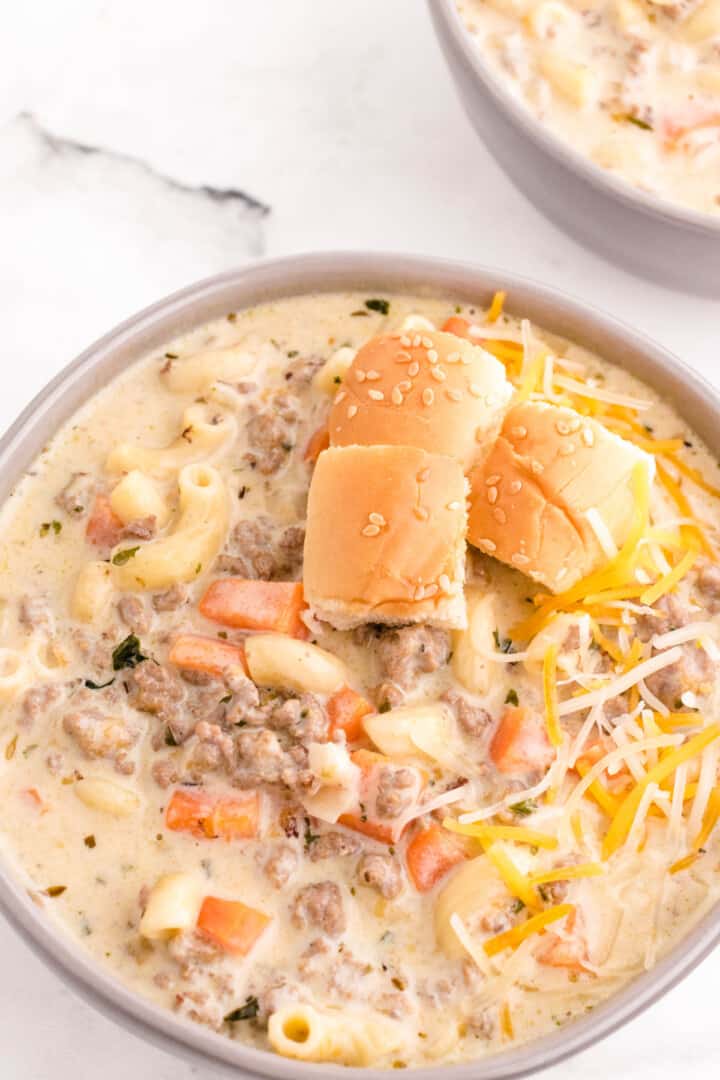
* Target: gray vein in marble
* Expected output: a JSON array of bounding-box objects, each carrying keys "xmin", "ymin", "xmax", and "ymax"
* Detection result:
[{"xmin": 18, "ymin": 111, "xmax": 270, "ymax": 216}]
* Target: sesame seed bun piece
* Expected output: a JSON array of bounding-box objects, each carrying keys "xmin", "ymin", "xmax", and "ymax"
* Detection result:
[
  {"xmin": 303, "ymin": 445, "xmax": 468, "ymax": 630},
  {"xmin": 328, "ymin": 331, "xmax": 512, "ymax": 469},
  {"xmin": 467, "ymin": 401, "xmax": 654, "ymax": 593}
]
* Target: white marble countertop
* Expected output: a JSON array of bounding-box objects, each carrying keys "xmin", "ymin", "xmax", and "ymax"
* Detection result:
[{"xmin": 0, "ymin": 1, "xmax": 718, "ymax": 1076}]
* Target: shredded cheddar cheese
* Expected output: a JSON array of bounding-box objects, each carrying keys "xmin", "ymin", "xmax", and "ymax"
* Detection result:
[
  {"xmin": 666, "ymin": 453, "xmax": 720, "ymax": 500},
  {"xmin": 517, "ymin": 349, "xmax": 548, "ymax": 403},
  {"xmin": 575, "ymin": 760, "xmax": 622, "ymax": 817},
  {"xmin": 483, "ymin": 904, "xmax": 575, "ymax": 957},
  {"xmin": 528, "ymin": 863, "xmax": 603, "ymax": 886},
  {"xmin": 443, "ymin": 819, "xmax": 558, "ymax": 849},
  {"xmin": 543, "ymin": 643, "xmax": 562, "ymax": 747},
  {"xmin": 571, "ymin": 811, "xmax": 584, "ymax": 845},
  {"xmin": 669, "ymin": 852, "xmax": 699, "ymax": 875},
  {"xmin": 487, "ymin": 290, "xmax": 506, "ymax": 324},
  {"xmin": 602, "ymin": 724, "xmax": 720, "ymax": 859},
  {"xmin": 656, "ymin": 462, "xmax": 714, "ymax": 557},
  {"xmin": 481, "ymin": 340, "xmax": 524, "ymax": 369},
  {"xmin": 500, "ymin": 1002, "xmax": 514, "ymax": 1040},
  {"xmin": 484, "ymin": 845, "xmax": 542, "ymax": 911},
  {"xmin": 640, "ymin": 547, "xmax": 698, "ymax": 607}
]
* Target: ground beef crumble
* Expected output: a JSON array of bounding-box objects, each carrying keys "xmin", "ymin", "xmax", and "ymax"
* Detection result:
[{"xmin": 290, "ymin": 881, "xmax": 346, "ymax": 936}]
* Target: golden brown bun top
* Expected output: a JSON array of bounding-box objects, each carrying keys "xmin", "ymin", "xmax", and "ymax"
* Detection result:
[
  {"xmin": 468, "ymin": 401, "xmax": 653, "ymax": 593},
  {"xmin": 303, "ymin": 444, "xmax": 467, "ymax": 628},
  {"xmin": 328, "ymin": 331, "xmax": 512, "ymax": 468}
]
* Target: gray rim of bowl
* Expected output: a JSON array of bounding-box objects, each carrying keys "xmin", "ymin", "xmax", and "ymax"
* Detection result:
[
  {"xmin": 0, "ymin": 250, "xmax": 719, "ymax": 1080},
  {"xmin": 430, "ymin": 0, "xmax": 720, "ymax": 237}
]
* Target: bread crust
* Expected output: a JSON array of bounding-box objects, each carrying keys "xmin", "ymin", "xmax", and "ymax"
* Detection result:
[
  {"xmin": 468, "ymin": 401, "xmax": 653, "ymax": 592},
  {"xmin": 328, "ymin": 331, "xmax": 511, "ymax": 468},
  {"xmin": 304, "ymin": 445, "xmax": 468, "ymax": 629}
]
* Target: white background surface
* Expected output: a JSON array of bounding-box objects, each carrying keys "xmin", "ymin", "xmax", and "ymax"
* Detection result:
[{"xmin": 0, "ymin": 1, "xmax": 718, "ymax": 1077}]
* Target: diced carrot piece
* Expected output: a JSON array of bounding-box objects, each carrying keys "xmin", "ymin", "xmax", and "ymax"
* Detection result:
[
  {"xmin": 168, "ymin": 634, "xmax": 247, "ymax": 677},
  {"xmin": 165, "ymin": 789, "xmax": 260, "ymax": 840},
  {"xmin": 85, "ymin": 494, "xmax": 123, "ymax": 548},
  {"xmin": 490, "ymin": 706, "xmax": 554, "ymax": 775},
  {"xmin": 196, "ymin": 896, "xmax": 271, "ymax": 956},
  {"xmin": 406, "ymin": 823, "xmax": 471, "ymax": 892},
  {"xmin": 199, "ymin": 579, "xmax": 307, "ymax": 638},
  {"xmin": 441, "ymin": 316, "xmax": 474, "ymax": 340},
  {"xmin": 536, "ymin": 907, "xmax": 590, "ymax": 973},
  {"xmin": 21, "ymin": 787, "xmax": 48, "ymax": 814},
  {"xmin": 338, "ymin": 811, "xmax": 396, "ymax": 844},
  {"xmin": 304, "ymin": 425, "xmax": 330, "ymax": 463},
  {"xmin": 327, "ymin": 686, "xmax": 373, "ymax": 743},
  {"xmin": 338, "ymin": 749, "xmax": 422, "ymax": 844}
]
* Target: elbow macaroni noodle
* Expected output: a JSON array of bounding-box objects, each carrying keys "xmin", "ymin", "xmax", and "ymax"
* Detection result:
[
  {"xmin": 111, "ymin": 463, "xmax": 229, "ymax": 591},
  {"xmin": 268, "ymin": 1004, "xmax": 405, "ymax": 1066},
  {"xmin": 106, "ymin": 404, "xmax": 237, "ymax": 476},
  {"xmin": 161, "ymin": 345, "xmax": 256, "ymax": 394},
  {"xmin": 139, "ymin": 874, "xmax": 204, "ymax": 941}
]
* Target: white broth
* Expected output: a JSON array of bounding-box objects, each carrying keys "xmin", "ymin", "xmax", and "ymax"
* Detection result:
[{"xmin": 0, "ymin": 290, "xmax": 719, "ymax": 1068}]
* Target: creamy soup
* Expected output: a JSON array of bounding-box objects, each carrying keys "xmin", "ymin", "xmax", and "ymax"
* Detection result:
[
  {"xmin": 1, "ymin": 290, "xmax": 720, "ymax": 1069},
  {"xmin": 457, "ymin": 0, "xmax": 720, "ymax": 216}
]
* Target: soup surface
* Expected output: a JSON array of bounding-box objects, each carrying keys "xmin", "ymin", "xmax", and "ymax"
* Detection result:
[
  {"xmin": 1, "ymin": 290, "xmax": 719, "ymax": 1069},
  {"xmin": 457, "ymin": 0, "xmax": 720, "ymax": 216}
]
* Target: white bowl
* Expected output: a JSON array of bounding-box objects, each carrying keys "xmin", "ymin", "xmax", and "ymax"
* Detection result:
[
  {"xmin": 428, "ymin": 0, "xmax": 720, "ymax": 297},
  {"xmin": 1, "ymin": 252, "xmax": 719, "ymax": 1078}
]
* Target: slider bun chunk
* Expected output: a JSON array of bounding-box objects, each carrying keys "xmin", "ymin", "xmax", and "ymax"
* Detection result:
[
  {"xmin": 328, "ymin": 331, "xmax": 512, "ymax": 468},
  {"xmin": 467, "ymin": 401, "xmax": 654, "ymax": 593},
  {"xmin": 304, "ymin": 445, "xmax": 468, "ymax": 630}
]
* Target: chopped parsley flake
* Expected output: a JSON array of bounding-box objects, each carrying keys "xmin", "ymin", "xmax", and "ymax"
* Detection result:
[
  {"xmin": 85, "ymin": 678, "xmax": 115, "ymax": 690},
  {"xmin": 39, "ymin": 520, "xmax": 62, "ymax": 537},
  {"xmin": 623, "ymin": 114, "xmax": 653, "ymax": 131},
  {"xmin": 224, "ymin": 996, "xmax": 259, "ymax": 1022},
  {"xmin": 505, "ymin": 689, "xmax": 519, "ymax": 706},
  {"xmin": 365, "ymin": 298, "xmax": 390, "ymax": 315},
  {"xmin": 510, "ymin": 799, "xmax": 538, "ymax": 817},
  {"xmin": 112, "ymin": 634, "xmax": 147, "ymax": 671},
  {"xmin": 494, "ymin": 629, "xmax": 514, "ymax": 654},
  {"xmin": 304, "ymin": 818, "xmax": 320, "ymax": 850},
  {"xmin": 111, "ymin": 547, "xmax": 139, "ymax": 566}
]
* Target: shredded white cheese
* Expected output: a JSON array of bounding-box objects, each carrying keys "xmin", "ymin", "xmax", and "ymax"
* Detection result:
[
  {"xmin": 669, "ymin": 762, "xmax": 688, "ymax": 847},
  {"xmin": 637, "ymin": 678, "xmax": 669, "ymax": 717},
  {"xmin": 449, "ymin": 913, "xmax": 491, "ymax": 974},
  {"xmin": 458, "ymin": 756, "xmax": 566, "ymax": 824},
  {"xmin": 557, "ymin": 647, "xmax": 684, "ymax": 716},
  {"xmin": 687, "ymin": 742, "xmax": 719, "ymax": 840},
  {"xmin": 563, "ymin": 735, "xmax": 683, "ymax": 826},
  {"xmin": 553, "ymin": 375, "xmax": 652, "ymax": 411},
  {"xmin": 651, "ymin": 622, "xmax": 717, "ymax": 651},
  {"xmin": 610, "ymin": 726, "xmax": 648, "ymax": 783},
  {"xmin": 586, "ymin": 507, "xmax": 618, "ymax": 559}
]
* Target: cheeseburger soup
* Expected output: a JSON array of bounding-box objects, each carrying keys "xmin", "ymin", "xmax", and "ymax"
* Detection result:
[
  {"xmin": 457, "ymin": 0, "xmax": 720, "ymax": 216},
  {"xmin": 2, "ymin": 290, "xmax": 720, "ymax": 1068}
]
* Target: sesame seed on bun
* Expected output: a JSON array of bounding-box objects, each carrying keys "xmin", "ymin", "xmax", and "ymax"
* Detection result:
[{"xmin": 328, "ymin": 331, "xmax": 512, "ymax": 469}]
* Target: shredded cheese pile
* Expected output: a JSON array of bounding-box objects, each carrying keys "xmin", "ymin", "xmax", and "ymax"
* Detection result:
[{"xmin": 438, "ymin": 304, "xmax": 720, "ymax": 989}]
